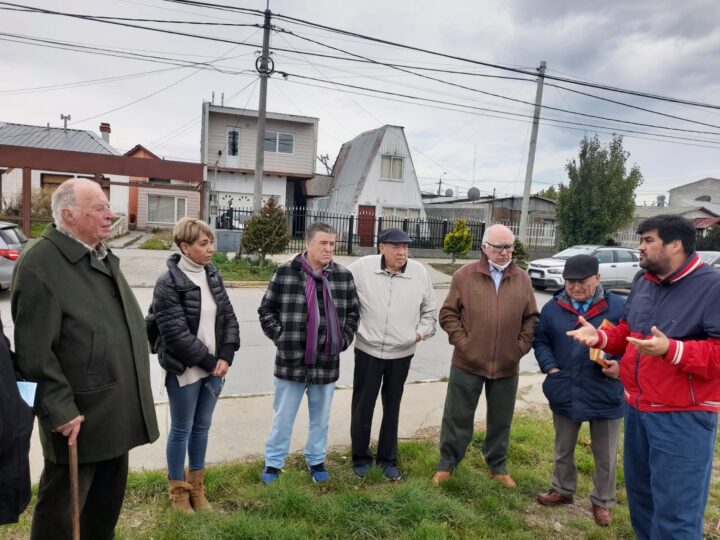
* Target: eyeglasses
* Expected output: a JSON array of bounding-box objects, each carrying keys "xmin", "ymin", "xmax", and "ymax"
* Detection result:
[{"xmin": 486, "ymin": 242, "xmax": 514, "ymax": 252}]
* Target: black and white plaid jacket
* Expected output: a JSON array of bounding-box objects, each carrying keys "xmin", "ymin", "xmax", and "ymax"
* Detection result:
[{"xmin": 258, "ymin": 254, "xmax": 360, "ymax": 384}]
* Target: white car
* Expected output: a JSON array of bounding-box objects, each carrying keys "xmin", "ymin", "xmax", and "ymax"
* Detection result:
[{"xmin": 527, "ymin": 245, "xmax": 641, "ymax": 291}]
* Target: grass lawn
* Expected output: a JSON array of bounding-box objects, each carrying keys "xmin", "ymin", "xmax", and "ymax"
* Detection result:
[
  {"xmin": 211, "ymin": 252, "xmax": 277, "ymax": 281},
  {"xmin": 7, "ymin": 412, "xmax": 720, "ymax": 539},
  {"xmin": 139, "ymin": 231, "xmax": 174, "ymax": 250}
]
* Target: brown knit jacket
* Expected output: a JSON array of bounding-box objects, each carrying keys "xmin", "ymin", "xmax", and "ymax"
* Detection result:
[{"xmin": 439, "ymin": 256, "xmax": 539, "ymax": 379}]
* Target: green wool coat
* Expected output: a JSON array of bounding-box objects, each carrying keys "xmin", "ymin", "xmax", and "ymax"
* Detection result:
[{"xmin": 11, "ymin": 226, "xmax": 159, "ymax": 464}]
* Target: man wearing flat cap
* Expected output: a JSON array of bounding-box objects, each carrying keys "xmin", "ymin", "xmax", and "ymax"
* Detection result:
[
  {"xmin": 347, "ymin": 228, "xmax": 437, "ymax": 481},
  {"xmin": 533, "ymin": 254, "xmax": 625, "ymax": 526},
  {"xmin": 432, "ymin": 224, "xmax": 538, "ymax": 488}
]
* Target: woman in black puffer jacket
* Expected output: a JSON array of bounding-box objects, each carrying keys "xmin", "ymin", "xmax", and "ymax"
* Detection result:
[{"xmin": 147, "ymin": 218, "xmax": 239, "ymax": 513}]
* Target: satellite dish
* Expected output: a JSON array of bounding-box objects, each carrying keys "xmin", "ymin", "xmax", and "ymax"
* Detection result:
[
  {"xmin": 468, "ymin": 187, "xmax": 481, "ymax": 200},
  {"xmin": 445, "ymin": 188, "xmax": 454, "ymax": 197}
]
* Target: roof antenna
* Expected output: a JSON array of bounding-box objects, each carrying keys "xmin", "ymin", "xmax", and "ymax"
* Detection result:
[{"xmin": 60, "ymin": 114, "xmax": 71, "ymax": 131}]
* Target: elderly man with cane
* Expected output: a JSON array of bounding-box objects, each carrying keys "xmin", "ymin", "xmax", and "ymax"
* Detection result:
[{"xmin": 12, "ymin": 178, "xmax": 158, "ymax": 539}]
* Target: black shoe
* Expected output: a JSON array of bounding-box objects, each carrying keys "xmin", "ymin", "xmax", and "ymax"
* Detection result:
[{"xmin": 353, "ymin": 463, "xmax": 371, "ymax": 479}]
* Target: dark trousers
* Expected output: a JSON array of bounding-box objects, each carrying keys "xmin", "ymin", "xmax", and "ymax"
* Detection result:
[
  {"xmin": 438, "ymin": 365, "xmax": 519, "ymax": 474},
  {"xmin": 31, "ymin": 453, "xmax": 129, "ymax": 540},
  {"xmin": 351, "ymin": 348, "xmax": 412, "ymax": 467}
]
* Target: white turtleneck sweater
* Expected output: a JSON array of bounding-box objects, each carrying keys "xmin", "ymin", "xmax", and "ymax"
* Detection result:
[{"xmin": 176, "ymin": 254, "xmax": 218, "ymax": 387}]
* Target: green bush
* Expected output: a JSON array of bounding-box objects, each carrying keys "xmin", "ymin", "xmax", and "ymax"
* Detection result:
[
  {"xmin": 241, "ymin": 198, "xmax": 290, "ymax": 267},
  {"xmin": 443, "ymin": 218, "xmax": 473, "ymax": 263}
]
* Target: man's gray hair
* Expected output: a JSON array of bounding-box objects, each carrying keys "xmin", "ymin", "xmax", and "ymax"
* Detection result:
[
  {"xmin": 51, "ymin": 178, "xmax": 96, "ymax": 226},
  {"xmin": 482, "ymin": 224, "xmax": 515, "ymax": 244},
  {"xmin": 305, "ymin": 221, "xmax": 337, "ymax": 242}
]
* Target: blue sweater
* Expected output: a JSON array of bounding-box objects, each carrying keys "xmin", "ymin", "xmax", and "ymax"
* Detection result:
[{"xmin": 533, "ymin": 286, "xmax": 625, "ymax": 422}]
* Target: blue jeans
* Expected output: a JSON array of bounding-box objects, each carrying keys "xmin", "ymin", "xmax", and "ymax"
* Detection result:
[
  {"xmin": 624, "ymin": 406, "xmax": 718, "ymax": 540},
  {"xmin": 264, "ymin": 378, "xmax": 335, "ymax": 469},
  {"xmin": 165, "ymin": 374, "xmax": 224, "ymax": 480}
]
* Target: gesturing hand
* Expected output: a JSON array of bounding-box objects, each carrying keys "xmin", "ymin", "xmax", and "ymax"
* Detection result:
[
  {"xmin": 626, "ymin": 326, "xmax": 670, "ymax": 357},
  {"xmin": 566, "ymin": 316, "xmax": 600, "ymax": 347}
]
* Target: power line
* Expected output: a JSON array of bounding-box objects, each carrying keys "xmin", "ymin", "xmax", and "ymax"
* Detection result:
[{"xmin": 277, "ymin": 72, "xmax": 720, "ymax": 146}]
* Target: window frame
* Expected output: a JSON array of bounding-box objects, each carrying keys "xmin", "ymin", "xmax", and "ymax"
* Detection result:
[
  {"xmin": 263, "ymin": 130, "xmax": 295, "ymax": 154},
  {"xmin": 147, "ymin": 194, "xmax": 188, "ymax": 225},
  {"xmin": 380, "ymin": 155, "xmax": 404, "ymax": 181}
]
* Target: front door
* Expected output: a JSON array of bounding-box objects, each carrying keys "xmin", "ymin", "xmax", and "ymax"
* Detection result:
[{"xmin": 358, "ymin": 205, "xmax": 375, "ymax": 247}]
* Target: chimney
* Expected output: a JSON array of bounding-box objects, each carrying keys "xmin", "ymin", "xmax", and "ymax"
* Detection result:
[
  {"xmin": 99, "ymin": 122, "xmax": 111, "ymax": 143},
  {"xmin": 657, "ymin": 194, "xmax": 666, "ymax": 208}
]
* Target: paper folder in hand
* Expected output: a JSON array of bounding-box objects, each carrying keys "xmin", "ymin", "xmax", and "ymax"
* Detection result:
[{"xmin": 589, "ymin": 319, "xmax": 615, "ymax": 368}]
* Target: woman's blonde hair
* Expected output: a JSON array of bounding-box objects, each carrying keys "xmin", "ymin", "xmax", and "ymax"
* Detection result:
[{"xmin": 173, "ymin": 217, "xmax": 214, "ymax": 248}]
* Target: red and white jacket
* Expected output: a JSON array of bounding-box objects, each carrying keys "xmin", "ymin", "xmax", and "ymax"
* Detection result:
[{"xmin": 597, "ymin": 253, "xmax": 720, "ymax": 413}]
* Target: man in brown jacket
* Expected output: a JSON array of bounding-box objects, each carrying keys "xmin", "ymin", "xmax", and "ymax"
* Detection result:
[{"xmin": 432, "ymin": 224, "xmax": 539, "ymax": 488}]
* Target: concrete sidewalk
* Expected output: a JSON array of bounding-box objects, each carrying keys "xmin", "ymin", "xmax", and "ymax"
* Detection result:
[{"xmin": 27, "ymin": 374, "xmax": 548, "ymax": 482}]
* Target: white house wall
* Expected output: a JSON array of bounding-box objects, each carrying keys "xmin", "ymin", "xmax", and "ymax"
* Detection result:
[
  {"xmin": 357, "ymin": 128, "xmax": 425, "ymax": 218},
  {"xmin": 212, "ymin": 171, "xmax": 287, "ymax": 208},
  {"xmin": 206, "ymin": 113, "xmax": 316, "ymax": 175}
]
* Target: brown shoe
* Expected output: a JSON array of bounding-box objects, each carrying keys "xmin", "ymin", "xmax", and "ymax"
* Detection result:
[
  {"xmin": 487, "ymin": 471, "xmax": 516, "ymax": 489},
  {"xmin": 431, "ymin": 471, "xmax": 451, "ymax": 485},
  {"xmin": 186, "ymin": 468, "xmax": 212, "ymax": 511},
  {"xmin": 592, "ymin": 504, "xmax": 613, "ymax": 526},
  {"xmin": 536, "ymin": 488, "xmax": 574, "ymax": 506},
  {"xmin": 168, "ymin": 480, "xmax": 194, "ymax": 514}
]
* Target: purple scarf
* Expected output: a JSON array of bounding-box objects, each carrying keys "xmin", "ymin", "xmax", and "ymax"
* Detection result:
[{"xmin": 299, "ymin": 254, "xmax": 343, "ymax": 365}]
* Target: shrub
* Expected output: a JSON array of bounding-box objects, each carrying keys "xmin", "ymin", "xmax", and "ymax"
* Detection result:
[
  {"xmin": 443, "ymin": 218, "xmax": 473, "ymax": 264},
  {"xmin": 241, "ymin": 198, "xmax": 290, "ymax": 267},
  {"xmin": 512, "ymin": 238, "xmax": 528, "ymax": 267}
]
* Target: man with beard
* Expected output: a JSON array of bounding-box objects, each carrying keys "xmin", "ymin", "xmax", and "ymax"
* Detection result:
[{"xmin": 569, "ymin": 214, "xmax": 720, "ymax": 539}]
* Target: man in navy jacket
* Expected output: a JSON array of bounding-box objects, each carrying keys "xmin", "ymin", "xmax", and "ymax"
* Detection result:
[{"xmin": 534, "ymin": 254, "xmax": 625, "ymax": 527}]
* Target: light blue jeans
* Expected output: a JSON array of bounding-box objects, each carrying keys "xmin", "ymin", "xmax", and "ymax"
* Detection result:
[
  {"xmin": 166, "ymin": 374, "xmax": 224, "ymax": 480},
  {"xmin": 264, "ymin": 378, "xmax": 335, "ymax": 469}
]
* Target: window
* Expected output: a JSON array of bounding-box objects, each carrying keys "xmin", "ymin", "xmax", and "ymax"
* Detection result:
[
  {"xmin": 381, "ymin": 155, "xmax": 403, "ymax": 180},
  {"xmin": 263, "ymin": 130, "xmax": 294, "ymax": 154},
  {"xmin": 614, "ymin": 249, "xmax": 635, "ymax": 263},
  {"xmin": 148, "ymin": 195, "xmax": 187, "ymax": 224},
  {"xmin": 595, "ymin": 250, "xmax": 613, "ymax": 264},
  {"xmin": 227, "ymin": 129, "xmax": 239, "ymax": 156}
]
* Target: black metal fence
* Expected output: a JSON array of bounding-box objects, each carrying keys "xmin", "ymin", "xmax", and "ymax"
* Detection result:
[{"xmin": 216, "ymin": 206, "xmax": 486, "ymax": 255}]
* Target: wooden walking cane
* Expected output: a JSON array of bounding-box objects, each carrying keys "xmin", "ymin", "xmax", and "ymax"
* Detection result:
[{"xmin": 69, "ymin": 443, "xmax": 80, "ymax": 540}]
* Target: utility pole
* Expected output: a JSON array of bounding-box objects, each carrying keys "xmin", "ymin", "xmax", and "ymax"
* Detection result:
[
  {"xmin": 518, "ymin": 61, "xmax": 546, "ymax": 243},
  {"xmin": 437, "ymin": 172, "xmax": 446, "ymax": 195},
  {"xmin": 252, "ymin": 8, "xmax": 274, "ymax": 215}
]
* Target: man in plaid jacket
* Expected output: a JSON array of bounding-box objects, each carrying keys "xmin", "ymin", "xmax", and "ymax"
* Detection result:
[{"xmin": 258, "ymin": 221, "xmax": 359, "ymax": 484}]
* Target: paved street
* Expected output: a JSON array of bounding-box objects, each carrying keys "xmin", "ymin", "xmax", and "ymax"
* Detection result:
[{"xmin": 0, "ymin": 285, "xmax": 554, "ymax": 401}]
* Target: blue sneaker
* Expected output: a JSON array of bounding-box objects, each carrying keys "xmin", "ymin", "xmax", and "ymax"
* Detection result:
[
  {"xmin": 382, "ymin": 464, "xmax": 403, "ymax": 481},
  {"xmin": 308, "ymin": 462, "xmax": 329, "ymax": 484},
  {"xmin": 261, "ymin": 466, "xmax": 281, "ymax": 485},
  {"xmin": 353, "ymin": 463, "xmax": 371, "ymax": 479}
]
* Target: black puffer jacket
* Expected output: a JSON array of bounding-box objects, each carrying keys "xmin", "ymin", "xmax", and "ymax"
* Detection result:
[{"xmin": 147, "ymin": 254, "xmax": 240, "ymax": 374}]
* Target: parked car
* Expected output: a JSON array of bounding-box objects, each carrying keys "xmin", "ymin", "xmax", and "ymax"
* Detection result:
[
  {"xmin": 0, "ymin": 221, "xmax": 28, "ymax": 290},
  {"xmin": 698, "ymin": 251, "xmax": 720, "ymax": 268},
  {"xmin": 527, "ymin": 245, "xmax": 641, "ymax": 291}
]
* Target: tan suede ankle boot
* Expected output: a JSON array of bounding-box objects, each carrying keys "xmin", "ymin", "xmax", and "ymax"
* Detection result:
[
  {"xmin": 186, "ymin": 469, "xmax": 212, "ymax": 511},
  {"xmin": 168, "ymin": 480, "xmax": 194, "ymax": 513}
]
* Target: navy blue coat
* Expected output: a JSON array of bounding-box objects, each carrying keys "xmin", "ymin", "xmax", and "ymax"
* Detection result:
[{"xmin": 533, "ymin": 286, "xmax": 625, "ymax": 422}]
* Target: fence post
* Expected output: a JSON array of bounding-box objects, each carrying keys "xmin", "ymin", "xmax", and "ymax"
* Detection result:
[
  {"xmin": 402, "ymin": 217, "xmax": 408, "ymax": 233},
  {"xmin": 377, "ymin": 217, "xmax": 383, "ymax": 249},
  {"xmin": 441, "ymin": 220, "xmax": 449, "ymax": 249},
  {"xmin": 347, "ymin": 215, "xmax": 354, "ymax": 256}
]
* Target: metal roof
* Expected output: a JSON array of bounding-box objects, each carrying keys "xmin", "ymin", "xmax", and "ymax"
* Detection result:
[
  {"xmin": 0, "ymin": 122, "xmax": 120, "ymax": 155},
  {"xmin": 327, "ymin": 126, "xmax": 386, "ymax": 214}
]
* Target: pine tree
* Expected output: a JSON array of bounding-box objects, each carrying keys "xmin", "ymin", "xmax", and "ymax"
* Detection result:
[
  {"xmin": 241, "ymin": 198, "xmax": 290, "ymax": 266},
  {"xmin": 443, "ymin": 218, "xmax": 473, "ymax": 264}
]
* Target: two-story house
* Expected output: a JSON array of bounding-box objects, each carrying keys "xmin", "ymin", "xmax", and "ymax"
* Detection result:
[{"xmin": 200, "ymin": 103, "xmax": 318, "ymax": 219}]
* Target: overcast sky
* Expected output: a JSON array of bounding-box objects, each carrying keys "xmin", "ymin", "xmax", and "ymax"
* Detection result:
[{"xmin": 2, "ymin": 0, "xmax": 719, "ymax": 203}]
